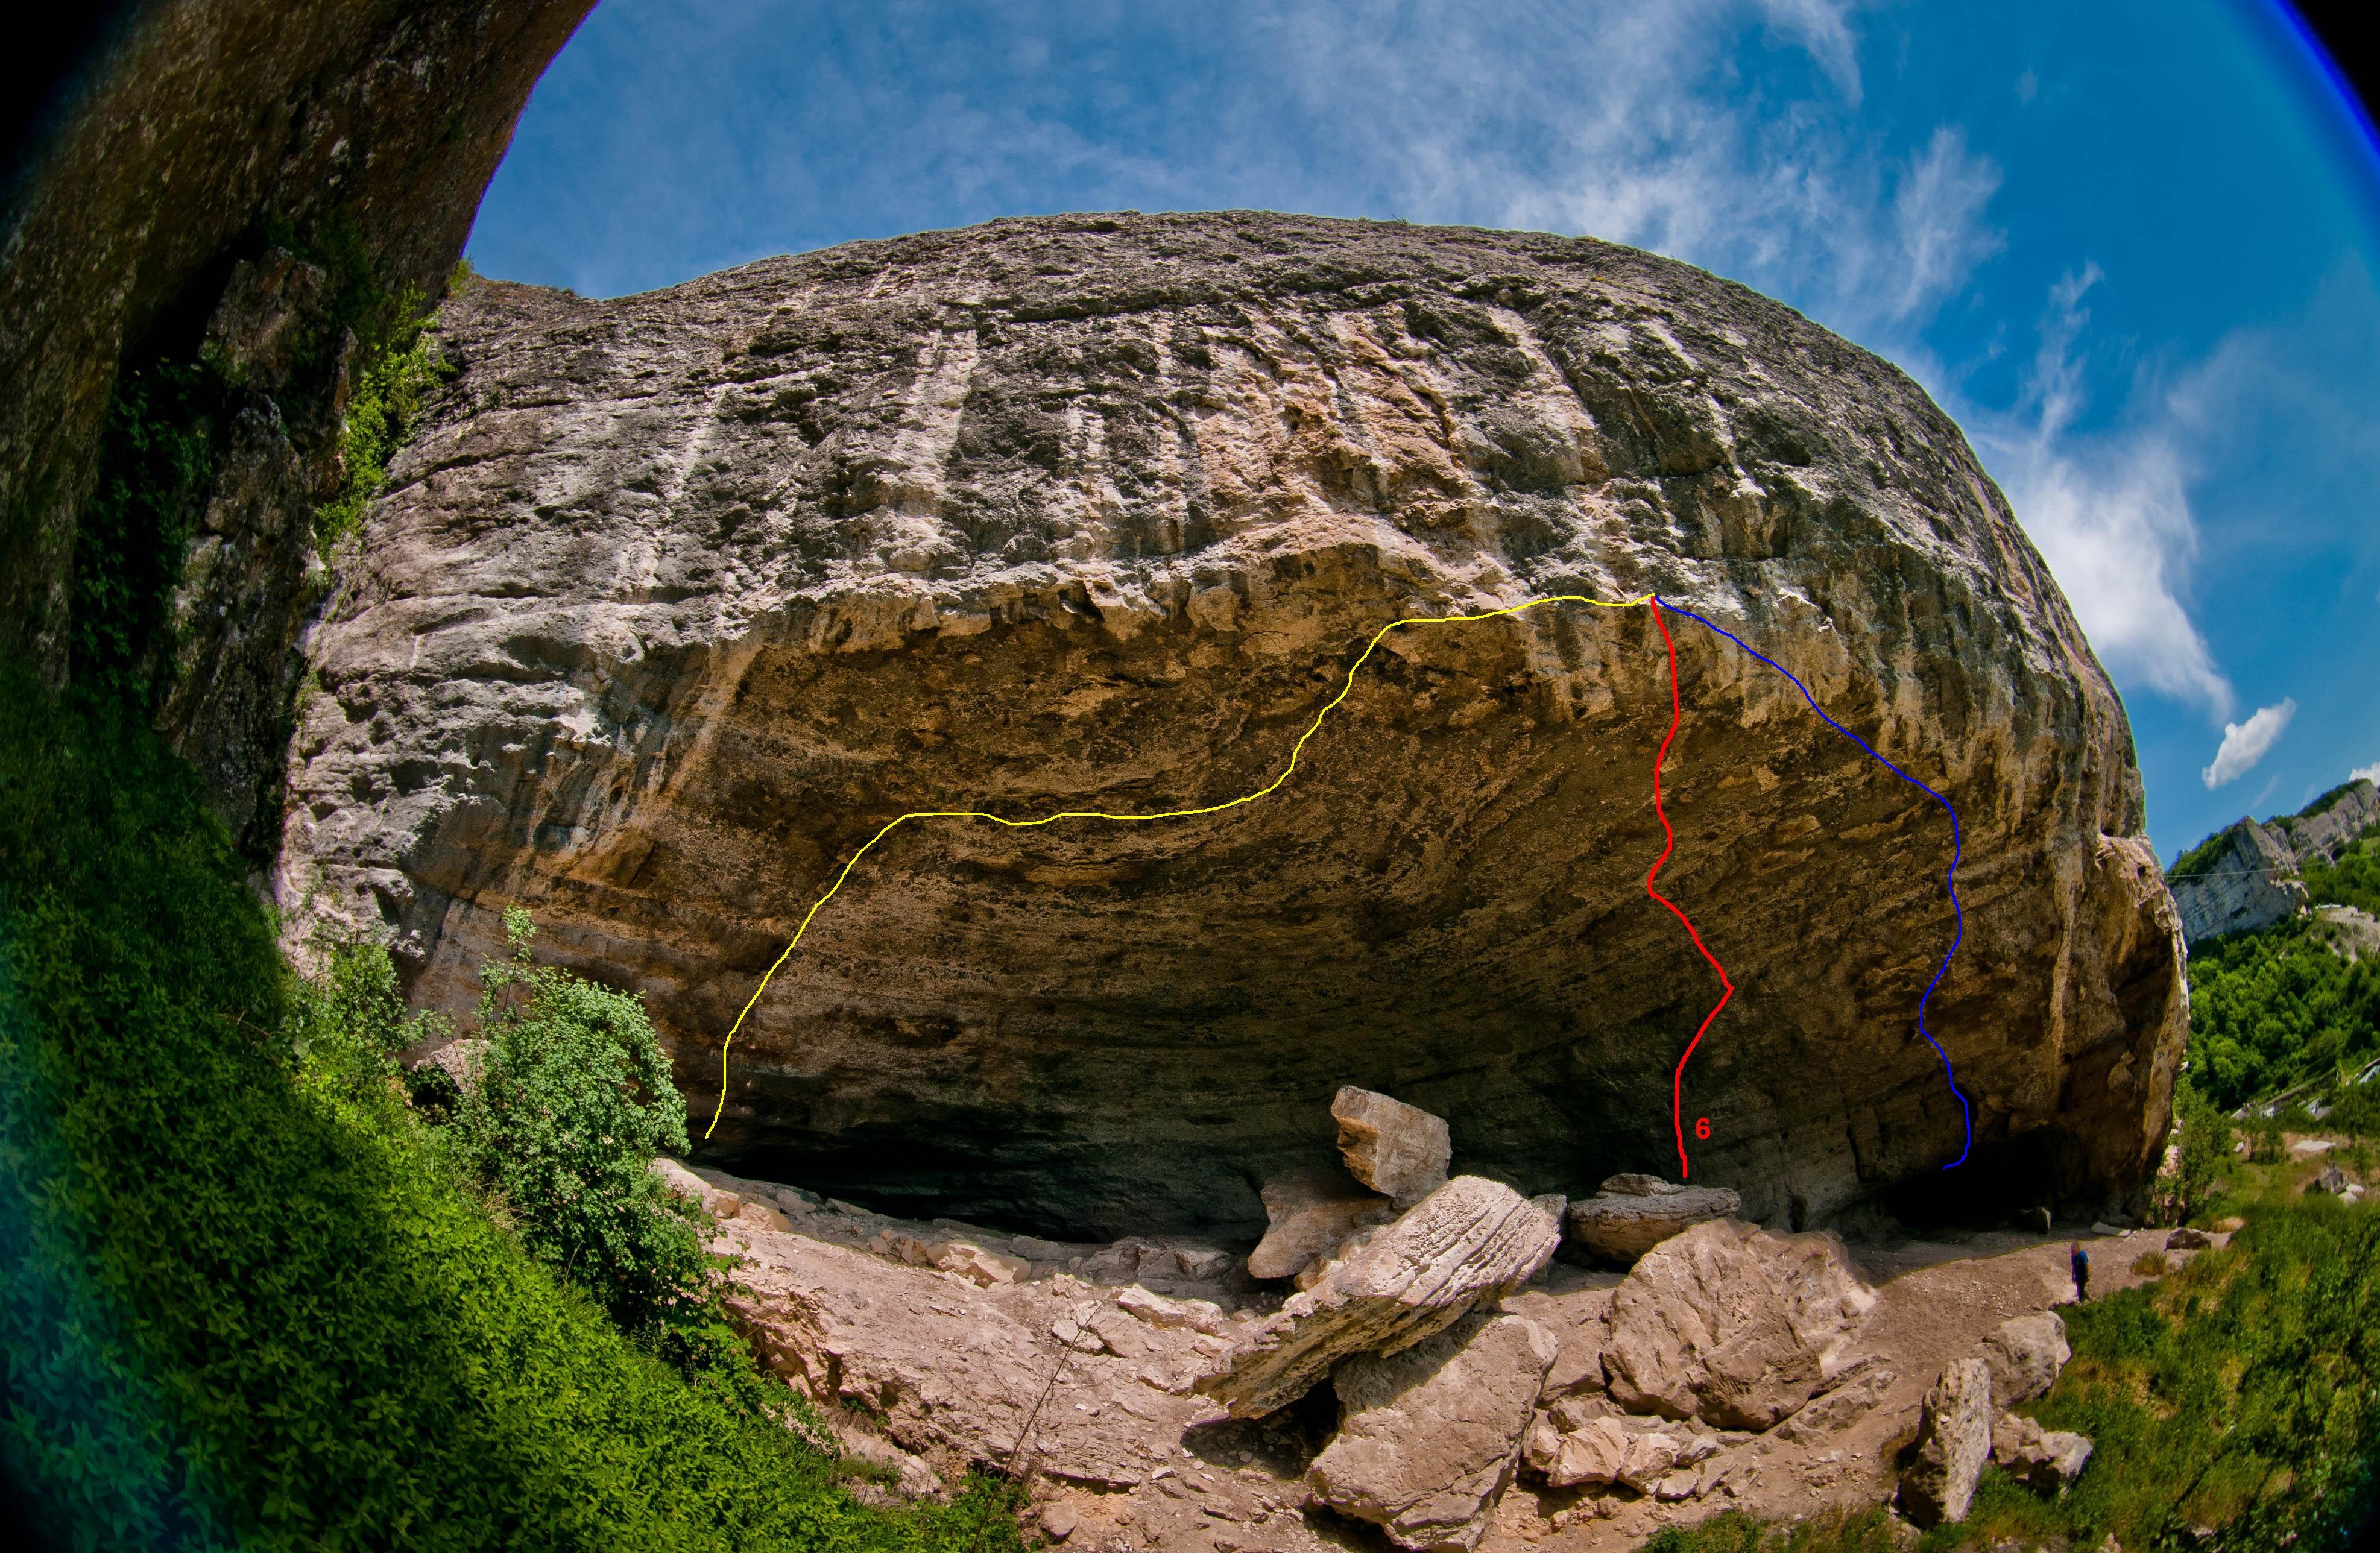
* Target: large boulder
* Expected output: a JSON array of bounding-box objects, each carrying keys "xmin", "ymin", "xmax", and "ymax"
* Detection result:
[
  {"xmin": 1248, "ymin": 1168, "xmax": 1398, "ymax": 1281},
  {"xmin": 1898, "ymin": 1356, "xmax": 1995, "ymax": 1528},
  {"xmin": 1333, "ymin": 1086, "xmax": 1452, "ymax": 1206},
  {"xmin": 1992, "ymin": 1413, "xmax": 2093, "ymax": 1496},
  {"xmin": 1565, "ymin": 1174, "xmax": 1742, "ymax": 1264},
  {"xmin": 1307, "ymin": 1311, "xmax": 1556, "ymax": 1552},
  {"xmin": 1196, "ymin": 1176, "xmax": 1562, "ymax": 1417},
  {"xmin": 1977, "ymin": 1312, "xmax": 2069, "ymax": 1411},
  {"xmin": 1599, "ymin": 1219, "xmax": 1874, "ymax": 1429},
  {"xmin": 276, "ymin": 212, "xmax": 2186, "ymax": 1236}
]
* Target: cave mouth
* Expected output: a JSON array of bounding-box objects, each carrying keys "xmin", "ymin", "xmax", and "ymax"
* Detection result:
[{"xmin": 579, "ymin": 588, "xmax": 2004, "ymax": 1245}]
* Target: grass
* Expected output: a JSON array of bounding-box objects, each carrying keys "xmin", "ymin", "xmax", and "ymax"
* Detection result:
[{"xmin": 0, "ymin": 669, "xmax": 1031, "ymax": 1552}]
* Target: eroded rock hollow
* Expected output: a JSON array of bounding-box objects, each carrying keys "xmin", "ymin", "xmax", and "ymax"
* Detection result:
[{"xmin": 277, "ymin": 213, "xmax": 2184, "ymax": 1238}]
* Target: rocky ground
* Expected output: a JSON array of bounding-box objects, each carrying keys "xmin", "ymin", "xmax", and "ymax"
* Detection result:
[{"xmin": 648, "ymin": 1086, "xmax": 2217, "ymax": 1553}]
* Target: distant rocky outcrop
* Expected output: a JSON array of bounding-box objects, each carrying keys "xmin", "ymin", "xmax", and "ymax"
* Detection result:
[
  {"xmin": 2168, "ymin": 778, "xmax": 2379, "ymax": 943},
  {"xmin": 281, "ymin": 212, "xmax": 2185, "ymax": 1233}
]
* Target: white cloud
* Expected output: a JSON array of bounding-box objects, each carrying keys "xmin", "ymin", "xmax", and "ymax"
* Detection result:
[
  {"xmin": 1957, "ymin": 269, "xmax": 2235, "ymax": 716},
  {"xmin": 2353, "ymin": 760, "xmax": 2380, "ymax": 786},
  {"xmin": 2202, "ymin": 700, "xmax": 2296, "ymax": 789}
]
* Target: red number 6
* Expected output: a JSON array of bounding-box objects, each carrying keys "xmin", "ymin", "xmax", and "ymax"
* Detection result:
[{"xmin": 1694, "ymin": 1117, "xmax": 1711, "ymax": 1141}]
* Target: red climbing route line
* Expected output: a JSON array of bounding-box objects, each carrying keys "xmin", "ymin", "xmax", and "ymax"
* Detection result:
[{"xmin": 1644, "ymin": 600, "xmax": 1735, "ymax": 1179}]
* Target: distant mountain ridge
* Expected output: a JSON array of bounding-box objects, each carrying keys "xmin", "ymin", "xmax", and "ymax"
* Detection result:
[{"xmin": 2167, "ymin": 779, "xmax": 2380, "ymax": 943}]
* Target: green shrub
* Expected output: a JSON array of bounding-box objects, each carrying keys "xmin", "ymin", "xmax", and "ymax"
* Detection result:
[
  {"xmin": 0, "ymin": 669, "xmax": 1027, "ymax": 1552},
  {"xmin": 451, "ymin": 906, "xmax": 711, "ymax": 1332},
  {"xmin": 2155, "ymin": 1076, "xmax": 2235, "ymax": 1225}
]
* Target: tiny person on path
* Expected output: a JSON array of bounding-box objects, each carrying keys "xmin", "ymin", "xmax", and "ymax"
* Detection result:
[{"xmin": 2070, "ymin": 1241, "xmax": 2090, "ymax": 1302}]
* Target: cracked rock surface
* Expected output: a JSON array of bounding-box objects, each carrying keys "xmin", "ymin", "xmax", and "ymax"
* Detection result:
[{"xmin": 280, "ymin": 211, "xmax": 2182, "ymax": 1236}]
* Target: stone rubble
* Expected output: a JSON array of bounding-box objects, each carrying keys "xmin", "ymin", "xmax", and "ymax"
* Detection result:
[
  {"xmin": 1977, "ymin": 1312, "xmax": 2069, "ymax": 1411},
  {"xmin": 1992, "ymin": 1412, "xmax": 2094, "ymax": 1495},
  {"xmin": 1896, "ymin": 1355, "xmax": 1996, "ymax": 1528},
  {"xmin": 1246, "ymin": 1168, "xmax": 1397, "ymax": 1281}
]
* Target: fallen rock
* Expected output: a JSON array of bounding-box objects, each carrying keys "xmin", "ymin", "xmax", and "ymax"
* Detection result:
[
  {"xmin": 1248, "ymin": 1170, "xmax": 1398, "ymax": 1281},
  {"xmin": 1116, "ymin": 1285, "xmax": 1232, "ymax": 1338},
  {"xmin": 1565, "ymin": 1176, "xmax": 1743, "ymax": 1264},
  {"xmin": 1600, "ymin": 1219, "xmax": 1875, "ymax": 1429},
  {"xmin": 1038, "ymin": 1501, "xmax": 1080, "ymax": 1542},
  {"xmin": 1898, "ymin": 1356, "xmax": 1995, "ymax": 1528},
  {"xmin": 1992, "ymin": 1412, "xmax": 2093, "ymax": 1495},
  {"xmin": 2306, "ymin": 1164, "xmax": 2352, "ymax": 1196},
  {"xmin": 1196, "ymin": 1177, "xmax": 1562, "ymax": 1417},
  {"xmin": 1773, "ymin": 1359, "xmax": 1898, "ymax": 1441},
  {"xmin": 1977, "ymin": 1312, "xmax": 2069, "ymax": 1411},
  {"xmin": 1331, "ymin": 1087, "xmax": 1453, "ymax": 1206},
  {"xmin": 1524, "ymin": 1413, "xmax": 1630, "ymax": 1488},
  {"xmin": 2164, "ymin": 1226, "xmax": 2212, "ymax": 1250},
  {"xmin": 931, "ymin": 1241, "xmax": 1030, "ymax": 1287},
  {"xmin": 1615, "ymin": 1425, "xmax": 1718, "ymax": 1494},
  {"xmin": 1307, "ymin": 1311, "xmax": 1556, "ymax": 1551}
]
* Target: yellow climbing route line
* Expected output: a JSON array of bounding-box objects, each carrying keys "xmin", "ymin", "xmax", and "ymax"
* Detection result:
[{"xmin": 704, "ymin": 590, "xmax": 1655, "ymax": 1137}]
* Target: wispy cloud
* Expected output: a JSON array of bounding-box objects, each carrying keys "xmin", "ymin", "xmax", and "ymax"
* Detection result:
[
  {"xmin": 1957, "ymin": 269, "xmax": 2234, "ymax": 716},
  {"xmin": 2203, "ymin": 699, "xmax": 2296, "ymax": 789}
]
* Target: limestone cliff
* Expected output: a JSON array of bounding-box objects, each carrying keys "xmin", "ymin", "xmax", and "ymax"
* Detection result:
[
  {"xmin": 277, "ymin": 213, "xmax": 2185, "ymax": 1236},
  {"xmin": 2167, "ymin": 778, "xmax": 2380, "ymax": 943}
]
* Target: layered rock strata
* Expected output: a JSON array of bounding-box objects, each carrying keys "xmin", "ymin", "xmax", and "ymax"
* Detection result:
[
  {"xmin": 1195, "ymin": 1175, "xmax": 1562, "ymax": 1417},
  {"xmin": 1566, "ymin": 1173, "xmax": 1743, "ymax": 1263},
  {"xmin": 279, "ymin": 212, "xmax": 2185, "ymax": 1233}
]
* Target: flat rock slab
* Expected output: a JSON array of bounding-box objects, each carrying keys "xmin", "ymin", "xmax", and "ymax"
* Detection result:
[
  {"xmin": 1309, "ymin": 1311, "xmax": 1556, "ymax": 1552},
  {"xmin": 1600, "ymin": 1218, "xmax": 1875, "ymax": 1429},
  {"xmin": 1565, "ymin": 1174, "xmax": 1743, "ymax": 1264},
  {"xmin": 1197, "ymin": 1176, "xmax": 1563, "ymax": 1417},
  {"xmin": 714, "ymin": 1217, "xmax": 1232, "ymax": 1488},
  {"xmin": 1331, "ymin": 1086, "xmax": 1452, "ymax": 1206}
]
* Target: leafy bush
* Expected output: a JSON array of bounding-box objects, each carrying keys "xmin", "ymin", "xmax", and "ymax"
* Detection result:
[
  {"xmin": 0, "ymin": 670, "xmax": 1027, "ymax": 1553},
  {"xmin": 451, "ymin": 907, "xmax": 710, "ymax": 1332},
  {"xmin": 2303, "ymin": 831, "xmax": 2380, "ymax": 920},
  {"xmin": 2154, "ymin": 1077, "xmax": 2235, "ymax": 1226},
  {"xmin": 2185, "ymin": 919, "xmax": 2380, "ymax": 1109}
]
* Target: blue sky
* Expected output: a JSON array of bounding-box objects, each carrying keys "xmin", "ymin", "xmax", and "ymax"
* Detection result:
[{"xmin": 466, "ymin": 0, "xmax": 2380, "ymax": 861}]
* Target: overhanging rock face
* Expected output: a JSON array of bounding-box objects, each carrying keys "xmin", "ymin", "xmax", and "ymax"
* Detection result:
[{"xmin": 277, "ymin": 212, "xmax": 2185, "ymax": 1236}]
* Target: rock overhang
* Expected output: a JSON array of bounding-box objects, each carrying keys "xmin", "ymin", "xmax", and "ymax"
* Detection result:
[{"xmin": 276, "ymin": 211, "xmax": 2186, "ymax": 1239}]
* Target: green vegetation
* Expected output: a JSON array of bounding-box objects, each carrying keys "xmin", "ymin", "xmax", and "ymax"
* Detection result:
[
  {"xmin": 69, "ymin": 356, "xmax": 223, "ymax": 699},
  {"xmin": 2151, "ymin": 1076, "xmax": 2235, "ymax": 1225},
  {"xmin": 1637, "ymin": 1507, "xmax": 1902, "ymax": 1553},
  {"xmin": 2302, "ymin": 826, "xmax": 2380, "ymax": 919},
  {"xmin": 2183, "ymin": 918, "xmax": 2380, "ymax": 1110},
  {"xmin": 452, "ymin": 906, "xmax": 712, "ymax": 1333},
  {"xmin": 0, "ymin": 670, "xmax": 1029, "ymax": 1551},
  {"xmin": 2167, "ymin": 822, "xmax": 2241, "ymax": 884},
  {"xmin": 312, "ymin": 295, "xmax": 450, "ymax": 549}
]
